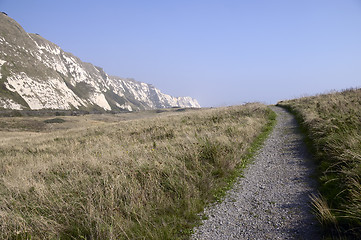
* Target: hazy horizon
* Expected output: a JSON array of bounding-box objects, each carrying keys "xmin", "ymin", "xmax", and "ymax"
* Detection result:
[{"xmin": 1, "ymin": 0, "xmax": 360, "ymax": 107}]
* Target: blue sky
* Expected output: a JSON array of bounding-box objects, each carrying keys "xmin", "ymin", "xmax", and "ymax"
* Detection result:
[{"xmin": 1, "ymin": 0, "xmax": 360, "ymax": 107}]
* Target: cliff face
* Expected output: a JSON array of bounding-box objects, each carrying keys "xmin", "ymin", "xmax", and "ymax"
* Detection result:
[{"xmin": 0, "ymin": 13, "xmax": 200, "ymax": 111}]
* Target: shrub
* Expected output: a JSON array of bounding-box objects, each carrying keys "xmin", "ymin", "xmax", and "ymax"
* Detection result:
[{"xmin": 44, "ymin": 118, "xmax": 66, "ymax": 123}]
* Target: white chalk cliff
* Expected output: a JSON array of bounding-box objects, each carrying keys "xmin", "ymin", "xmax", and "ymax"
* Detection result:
[{"xmin": 0, "ymin": 13, "xmax": 200, "ymax": 111}]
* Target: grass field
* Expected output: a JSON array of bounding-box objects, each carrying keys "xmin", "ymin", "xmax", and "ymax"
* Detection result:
[
  {"xmin": 0, "ymin": 103, "xmax": 275, "ymax": 239},
  {"xmin": 277, "ymin": 88, "xmax": 361, "ymax": 238}
]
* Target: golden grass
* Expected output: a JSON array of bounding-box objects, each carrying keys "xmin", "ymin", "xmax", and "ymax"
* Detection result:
[
  {"xmin": 277, "ymin": 88, "xmax": 361, "ymax": 238},
  {"xmin": 0, "ymin": 103, "xmax": 273, "ymax": 239},
  {"xmin": 310, "ymin": 193, "xmax": 337, "ymax": 227}
]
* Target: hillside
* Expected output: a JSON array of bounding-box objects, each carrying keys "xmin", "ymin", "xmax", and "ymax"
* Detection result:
[
  {"xmin": 0, "ymin": 12, "xmax": 200, "ymax": 111},
  {"xmin": 277, "ymin": 88, "xmax": 361, "ymax": 238}
]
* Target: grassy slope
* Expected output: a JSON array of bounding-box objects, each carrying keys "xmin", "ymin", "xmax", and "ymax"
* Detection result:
[
  {"xmin": 277, "ymin": 88, "xmax": 361, "ymax": 238},
  {"xmin": 0, "ymin": 103, "xmax": 275, "ymax": 239}
]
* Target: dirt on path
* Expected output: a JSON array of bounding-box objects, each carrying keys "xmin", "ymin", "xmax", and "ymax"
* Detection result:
[{"xmin": 192, "ymin": 106, "xmax": 321, "ymax": 240}]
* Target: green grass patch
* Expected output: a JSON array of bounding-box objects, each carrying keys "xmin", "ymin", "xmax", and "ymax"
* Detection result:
[{"xmin": 44, "ymin": 118, "xmax": 66, "ymax": 124}]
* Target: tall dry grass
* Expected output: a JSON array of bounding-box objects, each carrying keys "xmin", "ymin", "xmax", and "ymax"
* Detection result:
[
  {"xmin": 0, "ymin": 103, "xmax": 274, "ymax": 239},
  {"xmin": 277, "ymin": 88, "xmax": 361, "ymax": 238}
]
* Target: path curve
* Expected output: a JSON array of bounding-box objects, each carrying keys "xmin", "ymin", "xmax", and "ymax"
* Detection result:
[{"xmin": 191, "ymin": 106, "xmax": 321, "ymax": 240}]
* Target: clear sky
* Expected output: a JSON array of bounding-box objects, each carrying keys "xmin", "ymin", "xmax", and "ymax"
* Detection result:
[{"xmin": 1, "ymin": 0, "xmax": 360, "ymax": 107}]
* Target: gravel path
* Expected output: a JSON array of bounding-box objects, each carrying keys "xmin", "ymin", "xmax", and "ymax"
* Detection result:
[{"xmin": 191, "ymin": 106, "xmax": 321, "ymax": 240}]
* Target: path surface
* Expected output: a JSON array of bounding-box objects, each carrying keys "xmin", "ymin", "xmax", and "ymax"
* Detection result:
[{"xmin": 191, "ymin": 107, "xmax": 321, "ymax": 240}]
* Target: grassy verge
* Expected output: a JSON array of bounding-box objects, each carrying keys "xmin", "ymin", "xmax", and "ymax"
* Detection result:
[
  {"xmin": 277, "ymin": 88, "xmax": 361, "ymax": 238},
  {"xmin": 210, "ymin": 107, "xmax": 276, "ymax": 203},
  {"xmin": 0, "ymin": 103, "xmax": 274, "ymax": 239}
]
